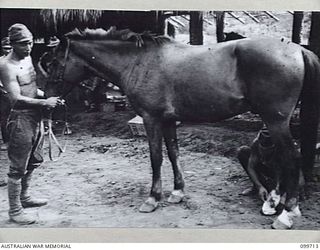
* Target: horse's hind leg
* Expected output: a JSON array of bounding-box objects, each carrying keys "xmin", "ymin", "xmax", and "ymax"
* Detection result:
[
  {"xmin": 163, "ymin": 121, "xmax": 185, "ymax": 203},
  {"xmin": 139, "ymin": 115, "xmax": 163, "ymax": 213},
  {"xmin": 265, "ymin": 121, "xmax": 302, "ymax": 229}
]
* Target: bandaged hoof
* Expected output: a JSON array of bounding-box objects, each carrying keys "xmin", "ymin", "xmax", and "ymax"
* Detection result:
[
  {"xmin": 269, "ymin": 190, "xmax": 281, "ymax": 207},
  {"xmin": 261, "ymin": 190, "xmax": 281, "ymax": 215},
  {"xmin": 291, "ymin": 205, "xmax": 301, "ymax": 217},
  {"xmin": 261, "ymin": 201, "xmax": 277, "ymax": 215},
  {"xmin": 139, "ymin": 197, "xmax": 159, "ymax": 213},
  {"xmin": 168, "ymin": 190, "xmax": 185, "ymax": 203},
  {"xmin": 271, "ymin": 210, "xmax": 293, "ymax": 230}
]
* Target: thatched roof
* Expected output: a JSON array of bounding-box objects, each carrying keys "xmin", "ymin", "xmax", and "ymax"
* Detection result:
[
  {"xmin": 39, "ymin": 9, "xmax": 103, "ymax": 33},
  {"xmin": 1, "ymin": 9, "xmax": 166, "ymax": 39}
]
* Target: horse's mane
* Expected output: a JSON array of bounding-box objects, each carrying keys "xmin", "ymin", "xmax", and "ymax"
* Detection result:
[{"xmin": 65, "ymin": 26, "xmax": 171, "ymax": 46}]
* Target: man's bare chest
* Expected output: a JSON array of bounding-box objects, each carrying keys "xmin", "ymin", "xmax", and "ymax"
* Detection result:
[{"xmin": 13, "ymin": 62, "xmax": 36, "ymax": 86}]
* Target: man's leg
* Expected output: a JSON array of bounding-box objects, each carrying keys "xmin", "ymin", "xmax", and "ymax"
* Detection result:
[
  {"xmin": 21, "ymin": 120, "xmax": 47, "ymax": 208},
  {"xmin": 237, "ymin": 145, "xmax": 257, "ymax": 195},
  {"xmin": 7, "ymin": 112, "xmax": 37, "ymax": 224},
  {"xmin": 20, "ymin": 170, "xmax": 48, "ymax": 208}
]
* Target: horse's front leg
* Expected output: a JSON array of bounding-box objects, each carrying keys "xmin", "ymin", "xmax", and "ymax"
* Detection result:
[
  {"xmin": 139, "ymin": 115, "xmax": 163, "ymax": 213},
  {"xmin": 163, "ymin": 121, "xmax": 185, "ymax": 203}
]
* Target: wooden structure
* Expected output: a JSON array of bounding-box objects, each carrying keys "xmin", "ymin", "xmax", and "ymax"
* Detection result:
[
  {"xmin": 189, "ymin": 11, "xmax": 203, "ymax": 45},
  {"xmin": 309, "ymin": 12, "xmax": 320, "ymax": 57},
  {"xmin": 292, "ymin": 11, "xmax": 304, "ymax": 44}
]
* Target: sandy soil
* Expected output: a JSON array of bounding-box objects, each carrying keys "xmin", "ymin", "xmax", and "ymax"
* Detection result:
[{"xmin": 0, "ymin": 109, "xmax": 319, "ymax": 230}]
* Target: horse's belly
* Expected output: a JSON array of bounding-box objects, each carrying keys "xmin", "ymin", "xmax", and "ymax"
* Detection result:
[{"xmin": 175, "ymin": 96, "xmax": 250, "ymax": 123}]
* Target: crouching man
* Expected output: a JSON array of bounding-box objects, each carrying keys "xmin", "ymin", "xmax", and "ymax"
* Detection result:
[
  {"xmin": 237, "ymin": 125, "xmax": 304, "ymax": 220},
  {"xmin": 0, "ymin": 23, "xmax": 64, "ymax": 225}
]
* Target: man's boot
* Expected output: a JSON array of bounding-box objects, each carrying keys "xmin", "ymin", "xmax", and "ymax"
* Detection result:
[
  {"xmin": 8, "ymin": 177, "xmax": 36, "ymax": 225},
  {"xmin": 20, "ymin": 171, "xmax": 48, "ymax": 208}
]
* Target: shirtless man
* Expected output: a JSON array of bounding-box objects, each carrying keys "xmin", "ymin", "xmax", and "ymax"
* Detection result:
[
  {"xmin": 237, "ymin": 125, "xmax": 303, "ymax": 218},
  {"xmin": 237, "ymin": 126, "xmax": 277, "ymax": 200},
  {"xmin": 0, "ymin": 23, "xmax": 64, "ymax": 225}
]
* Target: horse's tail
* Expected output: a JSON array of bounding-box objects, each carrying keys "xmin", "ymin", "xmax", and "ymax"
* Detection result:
[{"xmin": 300, "ymin": 48, "xmax": 320, "ymax": 180}]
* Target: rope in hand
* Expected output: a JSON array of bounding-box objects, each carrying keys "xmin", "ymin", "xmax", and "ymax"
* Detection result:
[{"xmin": 45, "ymin": 101, "xmax": 70, "ymax": 161}]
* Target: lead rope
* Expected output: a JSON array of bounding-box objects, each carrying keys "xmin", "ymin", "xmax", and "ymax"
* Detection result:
[{"xmin": 47, "ymin": 104, "xmax": 69, "ymax": 161}]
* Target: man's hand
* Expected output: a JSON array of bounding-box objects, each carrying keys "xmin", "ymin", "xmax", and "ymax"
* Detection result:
[
  {"xmin": 258, "ymin": 186, "xmax": 268, "ymax": 201},
  {"xmin": 45, "ymin": 97, "xmax": 65, "ymax": 108}
]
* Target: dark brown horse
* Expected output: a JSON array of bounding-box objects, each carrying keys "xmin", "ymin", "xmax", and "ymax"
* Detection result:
[{"xmin": 45, "ymin": 27, "xmax": 320, "ymax": 229}]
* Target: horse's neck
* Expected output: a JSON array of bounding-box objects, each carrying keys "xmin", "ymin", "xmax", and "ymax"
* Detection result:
[{"xmin": 72, "ymin": 40, "xmax": 143, "ymax": 90}]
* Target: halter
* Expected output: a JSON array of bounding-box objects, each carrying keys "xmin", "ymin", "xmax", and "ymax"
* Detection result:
[
  {"xmin": 56, "ymin": 38, "xmax": 75, "ymax": 99},
  {"xmin": 45, "ymin": 38, "xmax": 73, "ymax": 161}
]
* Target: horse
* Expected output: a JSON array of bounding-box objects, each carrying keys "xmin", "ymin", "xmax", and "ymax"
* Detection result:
[{"xmin": 45, "ymin": 27, "xmax": 320, "ymax": 229}]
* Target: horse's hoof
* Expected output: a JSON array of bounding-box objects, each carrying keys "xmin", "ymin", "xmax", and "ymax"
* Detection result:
[
  {"xmin": 139, "ymin": 198, "xmax": 159, "ymax": 213},
  {"xmin": 271, "ymin": 210, "xmax": 293, "ymax": 230},
  {"xmin": 271, "ymin": 218, "xmax": 292, "ymax": 230},
  {"xmin": 291, "ymin": 205, "xmax": 301, "ymax": 217},
  {"xmin": 261, "ymin": 190, "xmax": 281, "ymax": 216},
  {"xmin": 261, "ymin": 201, "xmax": 277, "ymax": 216},
  {"xmin": 168, "ymin": 190, "xmax": 185, "ymax": 204},
  {"xmin": 269, "ymin": 190, "xmax": 281, "ymax": 207}
]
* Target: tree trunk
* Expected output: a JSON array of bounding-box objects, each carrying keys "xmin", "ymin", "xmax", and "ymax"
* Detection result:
[
  {"xmin": 216, "ymin": 11, "xmax": 225, "ymax": 43},
  {"xmin": 292, "ymin": 11, "xmax": 304, "ymax": 44},
  {"xmin": 309, "ymin": 12, "xmax": 320, "ymax": 57},
  {"xmin": 189, "ymin": 11, "xmax": 203, "ymax": 45}
]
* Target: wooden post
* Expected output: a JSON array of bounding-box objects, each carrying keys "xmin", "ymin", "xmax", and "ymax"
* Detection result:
[
  {"xmin": 309, "ymin": 12, "xmax": 320, "ymax": 57},
  {"xmin": 215, "ymin": 11, "xmax": 225, "ymax": 43},
  {"xmin": 155, "ymin": 11, "xmax": 166, "ymax": 35},
  {"xmin": 189, "ymin": 11, "xmax": 203, "ymax": 45},
  {"xmin": 292, "ymin": 11, "xmax": 304, "ymax": 44}
]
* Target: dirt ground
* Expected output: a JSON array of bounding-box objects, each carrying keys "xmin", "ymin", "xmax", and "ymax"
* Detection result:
[{"xmin": 0, "ymin": 108, "xmax": 319, "ymax": 230}]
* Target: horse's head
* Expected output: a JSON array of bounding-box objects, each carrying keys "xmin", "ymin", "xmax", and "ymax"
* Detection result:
[{"xmin": 44, "ymin": 36, "xmax": 91, "ymax": 98}]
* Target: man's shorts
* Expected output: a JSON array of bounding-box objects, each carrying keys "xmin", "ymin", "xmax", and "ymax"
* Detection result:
[{"xmin": 7, "ymin": 109, "xmax": 44, "ymax": 178}]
